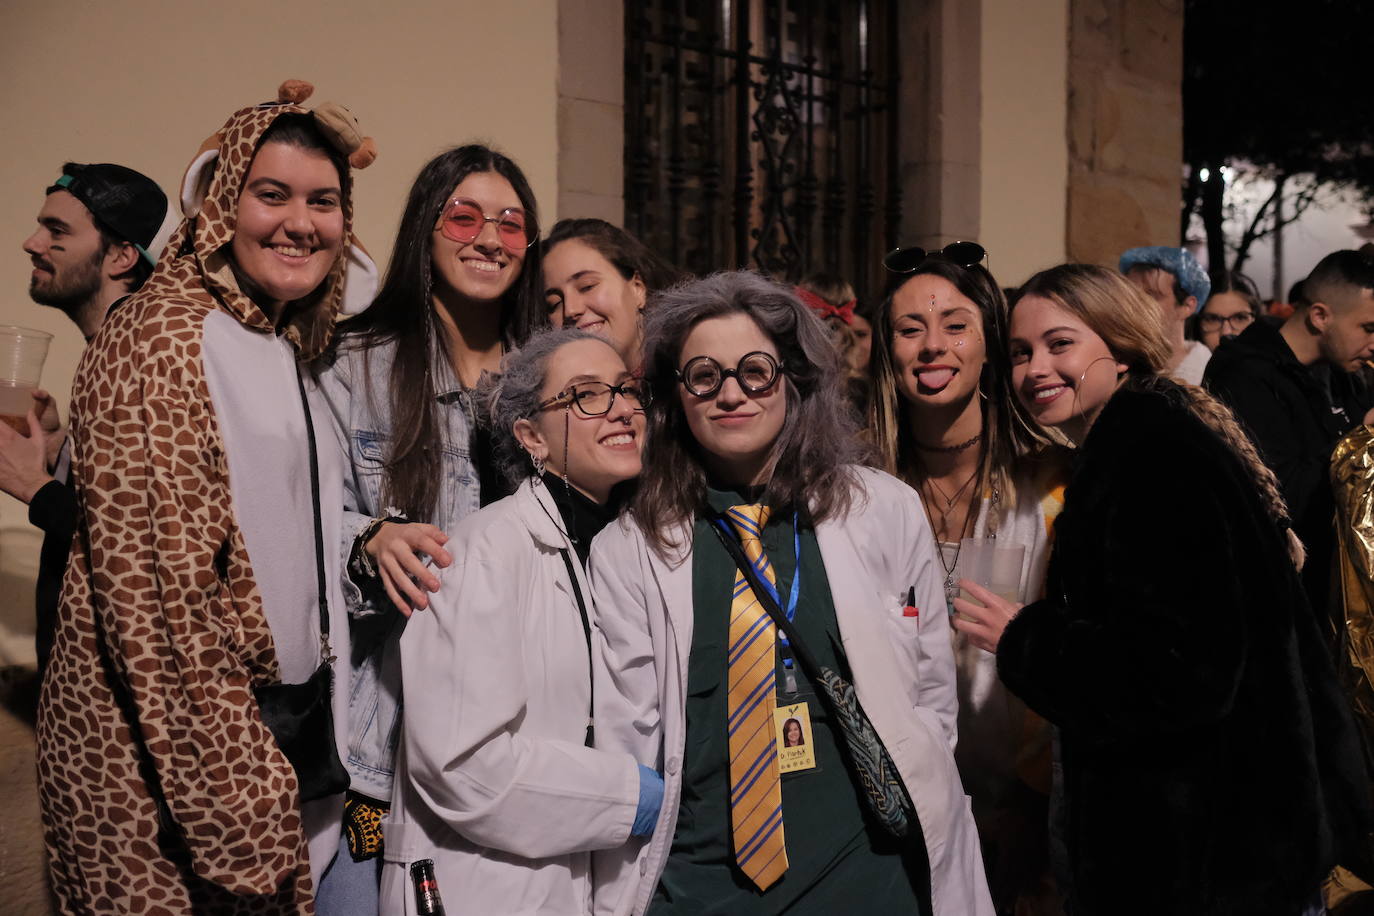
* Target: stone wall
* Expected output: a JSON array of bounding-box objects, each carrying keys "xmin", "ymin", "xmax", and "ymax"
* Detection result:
[{"xmin": 1066, "ymin": 0, "xmax": 1184, "ymax": 267}]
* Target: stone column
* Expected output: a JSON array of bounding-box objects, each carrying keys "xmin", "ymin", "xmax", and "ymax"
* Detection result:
[
  {"xmin": 558, "ymin": 0, "xmax": 625, "ymax": 224},
  {"xmin": 1066, "ymin": 0, "xmax": 1184, "ymax": 267}
]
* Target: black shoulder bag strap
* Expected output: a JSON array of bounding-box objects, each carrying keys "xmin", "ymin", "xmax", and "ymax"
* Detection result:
[
  {"xmin": 295, "ymin": 368, "xmax": 333, "ymax": 663},
  {"xmin": 558, "ymin": 547, "xmax": 595, "ymax": 747}
]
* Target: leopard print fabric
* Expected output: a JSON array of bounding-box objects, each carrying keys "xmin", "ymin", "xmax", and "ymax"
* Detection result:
[{"xmin": 37, "ymin": 97, "xmax": 354, "ymax": 914}]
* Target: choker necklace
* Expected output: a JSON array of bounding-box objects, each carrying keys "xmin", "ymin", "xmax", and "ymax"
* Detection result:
[{"xmin": 914, "ymin": 432, "xmax": 982, "ymax": 453}]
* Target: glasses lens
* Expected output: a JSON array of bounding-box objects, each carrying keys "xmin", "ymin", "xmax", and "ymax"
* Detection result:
[
  {"xmin": 497, "ymin": 210, "xmax": 533, "ymax": 250},
  {"xmin": 621, "ymin": 381, "xmax": 650, "ymax": 409},
  {"xmin": 571, "ymin": 383, "xmax": 613, "ymax": 416},
  {"xmin": 683, "ymin": 358, "xmax": 722, "ymax": 396},
  {"xmin": 440, "ymin": 200, "xmax": 484, "ymax": 243},
  {"xmin": 942, "ymin": 241, "xmax": 986, "ymax": 267},
  {"xmin": 1198, "ymin": 314, "xmax": 1222, "ymax": 329},
  {"xmin": 1230, "ymin": 312, "xmax": 1254, "ymax": 328},
  {"xmin": 883, "ymin": 246, "xmax": 928, "ymax": 274},
  {"xmin": 738, "ymin": 353, "xmax": 778, "ymax": 391}
]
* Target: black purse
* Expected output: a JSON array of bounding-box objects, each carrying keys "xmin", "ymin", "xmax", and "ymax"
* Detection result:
[
  {"xmin": 709, "ymin": 516, "xmax": 918, "ymax": 838},
  {"xmin": 251, "ymin": 369, "xmax": 350, "ymax": 803}
]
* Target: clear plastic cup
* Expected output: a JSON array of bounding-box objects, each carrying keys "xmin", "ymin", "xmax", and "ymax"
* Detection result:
[
  {"xmin": 956, "ymin": 538, "xmax": 1026, "ymax": 604},
  {"xmin": 0, "ymin": 325, "xmax": 53, "ymax": 433}
]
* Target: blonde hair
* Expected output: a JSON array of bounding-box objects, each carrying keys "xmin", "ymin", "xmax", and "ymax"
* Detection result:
[
  {"xmin": 1014, "ymin": 264, "xmax": 1305, "ymax": 568},
  {"xmin": 1016, "ymin": 263, "xmax": 1173, "ymax": 376}
]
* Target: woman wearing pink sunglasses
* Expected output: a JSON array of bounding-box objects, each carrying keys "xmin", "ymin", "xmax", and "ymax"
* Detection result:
[{"xmin": 315, "ymin": 144, "xmax": 547, "ymax": 910}]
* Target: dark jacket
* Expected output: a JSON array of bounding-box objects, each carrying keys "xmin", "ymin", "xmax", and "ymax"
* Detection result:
[
  {"xmin": 997, "ymin": 380, "xmax": 1371, "ymax": 916},
  {"xmin": 29, "ymin": 475, "xmax": 75, "ymax": 677},
  {"xmin": 1204, "ymin": 319, "xmax": 1366, "ymax": 621}
]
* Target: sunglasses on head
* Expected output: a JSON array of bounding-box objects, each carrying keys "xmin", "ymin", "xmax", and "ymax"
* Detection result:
[
  {"xmin": 438, "ymin": 198, "xmax": 537, "ymax": 254},
  {"xmin": 882, "ymin": 241, "xmax": 987, "ymax": 274}
]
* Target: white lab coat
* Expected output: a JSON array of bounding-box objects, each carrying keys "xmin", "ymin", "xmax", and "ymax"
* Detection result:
[
  {"xmin": 380, "ymin": 480, "xmax": 641, "ymax": 916},
  {"xmin": 588, "ymin": 466, "xmax": 994, "ymax": 916}
]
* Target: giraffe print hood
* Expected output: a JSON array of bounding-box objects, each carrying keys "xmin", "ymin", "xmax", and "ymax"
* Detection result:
[{"xmin": 147, "ymin": 82, "xmax": 371, "ymax": 360}]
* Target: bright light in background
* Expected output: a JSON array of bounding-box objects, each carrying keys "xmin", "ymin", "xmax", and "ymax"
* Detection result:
[
  {"xmin": 1220, "ymin": 165, "xmax": 1235, "ymax": 183},
  {"xmin": 1199, "ymin": 167, "xmax": 1211, "ymax": 183}
]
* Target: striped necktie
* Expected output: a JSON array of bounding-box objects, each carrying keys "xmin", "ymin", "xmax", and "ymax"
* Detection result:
[{"xmin": 723, "ymin": 503, "xmax": 788, "ymax": 890}]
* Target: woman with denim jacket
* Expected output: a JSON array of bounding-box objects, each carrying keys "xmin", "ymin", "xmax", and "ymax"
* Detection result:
[{"xmin": 316, "ymin": 144, "xmax": 547, "ymax": 911}]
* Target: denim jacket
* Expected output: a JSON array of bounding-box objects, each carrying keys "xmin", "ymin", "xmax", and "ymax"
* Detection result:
[{"xmin": 318, "ymin": 334, "xmax": 482, "ymax": 801}]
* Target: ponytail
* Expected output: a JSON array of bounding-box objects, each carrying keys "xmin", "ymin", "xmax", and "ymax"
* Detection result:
[{"xmin": 1130, "ymin": 374, "xmax": 1306, "ymax": 570}]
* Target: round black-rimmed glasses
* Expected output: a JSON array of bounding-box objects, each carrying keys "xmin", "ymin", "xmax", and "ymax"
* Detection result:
[{"xmin": 676, "ymin": 351, "xmax": 783, "ymax": 398}]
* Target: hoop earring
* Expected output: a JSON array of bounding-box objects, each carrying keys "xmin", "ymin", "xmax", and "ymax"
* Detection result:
[
  {"xmin": 977, "ymin": 378, "xmax": 988, "ymax": 401},
  {"xmin": 529, "ymin": 451, "xmax": 546, "ymax": 476}
]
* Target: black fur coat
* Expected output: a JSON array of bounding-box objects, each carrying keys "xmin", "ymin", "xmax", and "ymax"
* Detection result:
[{"xmin": 997, "ymin": 381, "xmax": 1371, "ymax": 916}]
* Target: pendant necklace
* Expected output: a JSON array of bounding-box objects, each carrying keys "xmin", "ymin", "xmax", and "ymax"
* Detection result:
[{"xmin": 922, "ymin": 468, "xmax": 979, "ymax": 605}]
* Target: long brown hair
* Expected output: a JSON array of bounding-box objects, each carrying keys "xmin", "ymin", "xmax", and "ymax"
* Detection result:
[
  {"xmin": 867, "ymin": 258, "xmax": 1044, "ymax": 522},
  {"xmin": 631, "ymin": 271, "xmax": 867, "ymax": 555},
  {"xmin": 1014, "ymin": 263, "xmax": 1304, "ymax": 566},
  {"xmin": 337, "ymin": 144, "xmax": 546, "ymax": 522}
]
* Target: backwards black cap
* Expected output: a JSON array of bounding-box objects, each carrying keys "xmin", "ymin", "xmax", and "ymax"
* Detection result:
[{"xmin": 47, "ymin": 163, "xmax": 168, "ymax": 267}]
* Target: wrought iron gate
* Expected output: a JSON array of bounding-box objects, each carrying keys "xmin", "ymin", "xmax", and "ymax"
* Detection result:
[{"xmin": 625, "ymin": 0, "xmax": 901, "ymax": 301}]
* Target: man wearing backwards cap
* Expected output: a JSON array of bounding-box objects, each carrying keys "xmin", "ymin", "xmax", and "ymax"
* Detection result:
[
  {"xmin": 0, "ymin": 163, "xmax": 167, "ymax": 675},
  {"xmin": 1119, "ymin": 245, "xmax": 1213, "ymax": 385}
]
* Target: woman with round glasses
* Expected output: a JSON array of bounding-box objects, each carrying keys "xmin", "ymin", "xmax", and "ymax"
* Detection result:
[
  {"xmin": 542, "ymin": 218, "xmax": 689, "ymax": 370},
  {"xmin": 380, "ymin": 327, "xmax": 664, "ymax": 915},
  {"xmin": 317, "ymin": 144, "xmax": 546, "ymax": 906},
  {"xmin": 590, "ymin": 272, "xmax": 992, "ymax": 916},
  {"xmin": 868, "ymin": 242, "xmax": 1067, "ymax": 913}
]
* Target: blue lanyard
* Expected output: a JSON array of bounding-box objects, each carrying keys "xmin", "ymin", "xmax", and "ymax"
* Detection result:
[{"xmin": 715, "ymin": 512, "xmax": 802, "ymax": 674}]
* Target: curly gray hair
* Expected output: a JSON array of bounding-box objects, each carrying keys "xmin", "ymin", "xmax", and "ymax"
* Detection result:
[{"xmin": 482, "ymin": 327, "xmax": 610, "ymax": 486}]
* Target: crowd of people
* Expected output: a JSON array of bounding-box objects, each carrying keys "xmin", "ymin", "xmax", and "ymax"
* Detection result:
[{"xmin": 6, "ymin": 81, "xmax": 1374, "ymax": 916}]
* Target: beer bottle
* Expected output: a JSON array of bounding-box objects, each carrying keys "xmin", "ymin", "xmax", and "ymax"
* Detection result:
[{"xmin": 410, "ymin": 859, "xmax": 446, "ymax": 916}]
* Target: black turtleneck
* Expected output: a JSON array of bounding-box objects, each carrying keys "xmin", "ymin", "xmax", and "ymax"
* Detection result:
[{"xmin": 541, "ymin": 472, "xmax": 616, "ymax": 566}]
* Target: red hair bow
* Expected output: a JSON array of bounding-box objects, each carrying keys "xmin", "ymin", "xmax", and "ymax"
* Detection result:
[{"xmin": 794, "ymin": 287, "xmax": 856, "ymax": 325}]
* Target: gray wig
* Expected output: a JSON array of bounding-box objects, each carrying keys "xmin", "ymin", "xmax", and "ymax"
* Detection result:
[{"xmin": 483, "ymin": 327, "xmax": 606, "ymax": 486}]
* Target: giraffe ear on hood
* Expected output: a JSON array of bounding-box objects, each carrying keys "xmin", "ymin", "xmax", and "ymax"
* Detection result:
[
  {"xmin": 179, "ymin": 131, "xmax": 223, "ymax": 219},
  {"xmin": 313, "ymin": 101, "xmax": 378, "ymax": 170}
]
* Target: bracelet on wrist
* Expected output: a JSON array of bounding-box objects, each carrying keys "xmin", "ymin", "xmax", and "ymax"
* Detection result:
[{"xmin": 351, "ymin": 513, "xmax": 407, "ymax": 581}]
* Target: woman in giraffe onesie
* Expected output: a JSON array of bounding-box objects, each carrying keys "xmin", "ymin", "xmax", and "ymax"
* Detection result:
[{"xmin": 37, "ymin": 82, "xmax": 376, "ymax": 913}]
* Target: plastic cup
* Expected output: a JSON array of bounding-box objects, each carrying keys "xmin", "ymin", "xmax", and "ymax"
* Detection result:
[
  {"xmin": 0, "ymin": 325, "xmax": 53, "ymax": 433},
  {"xmin": 956, "ymin": 538, "xmax": 1026, "ymax": 604}
]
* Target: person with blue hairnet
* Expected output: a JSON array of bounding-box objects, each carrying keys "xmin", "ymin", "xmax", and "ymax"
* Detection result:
[{"xmin": 1119, "ymin": 246, "xmax": 1212, "ymax": 385}]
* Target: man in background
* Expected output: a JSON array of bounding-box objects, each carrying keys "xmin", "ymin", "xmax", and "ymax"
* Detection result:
[
  {"xmin": 0, "ymin": 162, "xmax": 166, "ymax": 673},
  {"xmin": 1120, "ymin": 245, "xmax": 1213, "ymax": 385},
  {"xmin": 1206, "ymin": 249, "xmax": 1374, "ymax": 622}
]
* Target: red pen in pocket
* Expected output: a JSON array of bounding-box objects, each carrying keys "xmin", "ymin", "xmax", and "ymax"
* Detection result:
[{"xmin": 902, "ymin": 585, "xmax": 919, "ymax": 618}]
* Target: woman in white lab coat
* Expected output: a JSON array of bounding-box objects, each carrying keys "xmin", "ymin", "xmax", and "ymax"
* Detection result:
[
  {"xmin": 588, "ymin": 272, "xmax": 993, "ymax": 916},
  {"xmin": 380, "ymin": 328, "xmax": 664, "ymax": 916}
]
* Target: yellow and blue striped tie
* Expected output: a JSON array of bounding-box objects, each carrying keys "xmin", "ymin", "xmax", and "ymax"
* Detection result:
[{"xmin": 724, "ymin": 503, "xmax": 788, "ymax": 890}]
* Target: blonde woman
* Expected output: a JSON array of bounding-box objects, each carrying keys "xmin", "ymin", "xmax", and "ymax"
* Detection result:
[{"xmin": 962, "ymin": 263, "xmax": 1370, "ymax": 916}]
